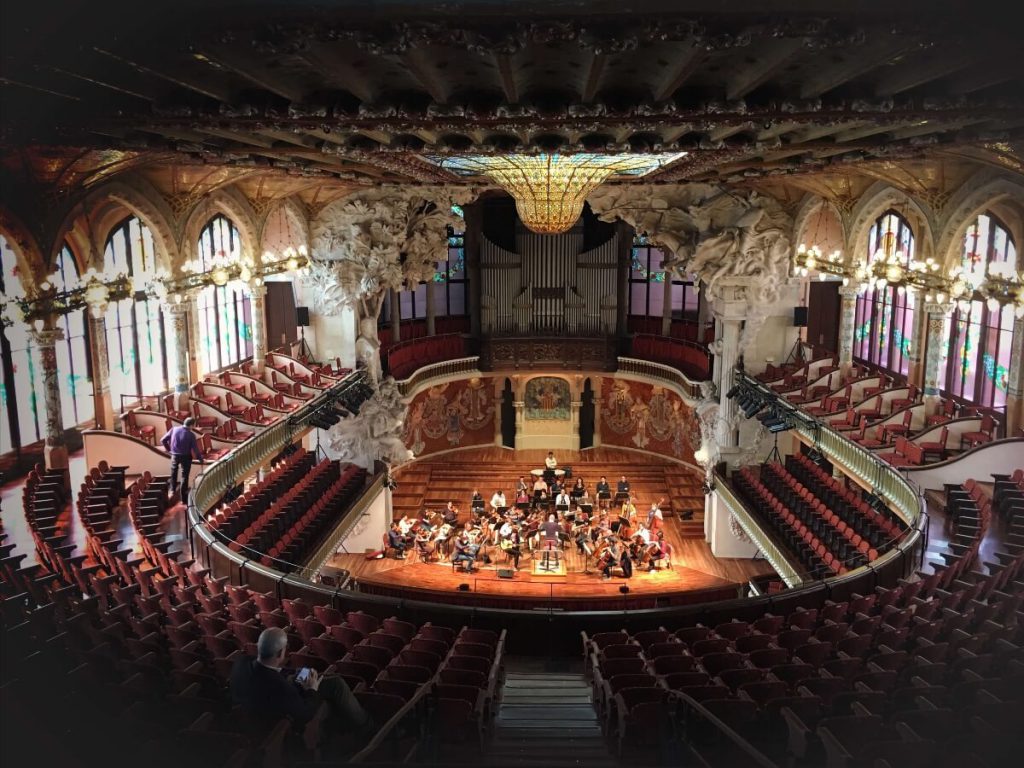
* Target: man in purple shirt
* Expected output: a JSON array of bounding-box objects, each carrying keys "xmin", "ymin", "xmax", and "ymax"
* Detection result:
[{"xmin": 161, "ymin": 417, "xmax": 203, "ymax": 502}]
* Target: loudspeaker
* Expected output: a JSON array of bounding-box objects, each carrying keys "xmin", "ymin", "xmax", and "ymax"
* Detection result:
[
  {"xmin": 296, "ymin": 306, "xmax": 310, "ymax": 327},
  {"xmin": 497, "ymin": 568, "xmax": 515, "ymax": 579},
  {"xmin": 793, "ymin": 306, "xmax": 808, "ymax": 327}
]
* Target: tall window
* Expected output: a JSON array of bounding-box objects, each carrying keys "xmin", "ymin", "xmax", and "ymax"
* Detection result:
[
  {"xmin": 628, "ymin": 237, "xmax": 699, "ymax": 321},
  {"xmin": 937, "ymin": 213, "xmax": 1018, "ymax": 408},
  {"xmin": 0, "ymin": 235, "xmax": 47, "ymax": 453},
  {"xmin": 853, "ymin": 211, "xmax": 917, "ymax": 376},
  {"xmin": 196, "ymin": 215, "xmax": 252, "ymax": 373},
  {"xmin": 383, "ymin": 217, "xmax": 468, "ymax": 325},
  {"xmin": 104, "ymin": 216, "xmax": 168, "ymax": 407},
  {"xmin": 51, "ymin": 245, "xmax": 94, "ymax": 427}
]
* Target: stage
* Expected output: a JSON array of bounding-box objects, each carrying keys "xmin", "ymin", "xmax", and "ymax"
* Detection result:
[
  {"xmin": 322, "ymin": 448, "xmax": 776, "ymax": 611},
  {"xmin": 349, "ymin": 559, "xmax": 742, "ymax": 611}
]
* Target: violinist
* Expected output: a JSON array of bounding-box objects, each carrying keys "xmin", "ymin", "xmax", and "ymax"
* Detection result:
[
  {"xmin": 515, "ymin": 475, "xmax": 529, "ymax": 497},
  {"xmin": 490, "ymin": 489, "xmax": 506, "ymax": 514},
  {"xmin": 443, "ymin": 501, "xmax": 459, "ymax": 526}
]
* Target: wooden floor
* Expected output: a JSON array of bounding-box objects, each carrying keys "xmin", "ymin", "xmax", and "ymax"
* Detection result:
[{"xmin": 325, "ymin": 446, "xmax": 775, "ymax": 610}]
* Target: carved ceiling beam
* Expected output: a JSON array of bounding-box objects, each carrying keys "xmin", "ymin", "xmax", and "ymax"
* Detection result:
[
  {"xmin": 297, "ymin": 43, "xmax": 375, "ymax": 103},
  {"xmin": 193, "ymin": 46, "xmax": 307, "ymax": 103},
  {"xmin": 947, "ymin": 64, "xmax": 1018, "ymax": 95},
  {"xmin": 708, "ymin": 124, "xmax": 753, "ymax": 142},
  {"xmin": 40, "ymin": 65, "xmax": 155, "ymax": 103},
  {"xmin": 195, "ymin": 127, "xmax": 277, "ymax": 148},
  {"xmin": 798, "ymin": 39, "xmax": 917, "ymax": 99},
  {"xmin": 92, "ymin": 46, "xmax": 233, "ymax": 102},
  {"xmin": 874, "ymin": 49, "xmax": 977, "ymax": 97},
  {"xmin": 256, "ymin": 129, "xmax": 323, "ymax": 149},
  {"xmin": 581, "ymin": 52, "xmax": 608, "ymax": 103},
  {"xmin": 493, "ymin": 53, "xmax": 519, "ymax": 104},
  {"xmin": 726, "ymin": 39, "xmax": 806, "ymax": 101},
  {"xmin": 399, "ymin": 50, "xmax": 449, "ymax": 105},
  {"xmin": 652, "ymin": 42, "xmax": 704, "ymax": 102}
]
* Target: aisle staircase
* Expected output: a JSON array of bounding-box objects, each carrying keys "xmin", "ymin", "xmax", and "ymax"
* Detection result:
[{"xmin": 488, "ymin": 657, "xmax": 619, "ymax": 767}]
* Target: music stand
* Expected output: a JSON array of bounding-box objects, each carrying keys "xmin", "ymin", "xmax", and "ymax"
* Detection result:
[{"xmin": 581, "ymin": 541, "xmax": 594, "ymax": 575}]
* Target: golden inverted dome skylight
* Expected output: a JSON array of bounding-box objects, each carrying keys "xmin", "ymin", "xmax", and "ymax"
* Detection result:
[{"xmin": 433, "ymin": 153, "xmax": 686, "ymax": 235}]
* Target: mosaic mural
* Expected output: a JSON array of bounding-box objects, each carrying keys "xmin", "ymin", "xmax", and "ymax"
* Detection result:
[
  {"xmin": 600, "ymin": 378, "xmax": 698, "ymax": 460},
  {"xmin": 404, "ymin": 378, "xmax": 495, "ymax": 455},
  {"xmin": 524, "ymin": 376, "xmax": 571, "ymax": 420}
]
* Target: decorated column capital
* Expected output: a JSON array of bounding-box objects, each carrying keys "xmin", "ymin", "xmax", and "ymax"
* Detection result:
[
  {"xmin": 29, "ymin": 327, "xmax": 66, "ymax": 348},
  {"xmin": 923, "ymin": 301, "xmax": 955, "ymax": 317},
  {"xmin": 838, "ymin": 283, "xmax": 860, "ymax": 300},
  {"xmin": 247, "ymin": 281, "xmax": 268, "ymax": 300}
]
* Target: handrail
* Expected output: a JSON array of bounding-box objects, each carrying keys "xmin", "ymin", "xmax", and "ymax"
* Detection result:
[
  {"xmin": 304, "ymin": 472, "xmax": 386, "ymax": 575},
  {"xmin": 190, "ymin": 372, "xmax": 363, "ymax": 518},
  {"xmin": 737, "ymin": 371, "xmax": 925, "ymax": 530},
  {"xmin": 715, "ymin": 472, "xmax": 805, "ymax": 588},
  {"xmin": 396, "ymin": 356, "xmax": 481, "ymax": 397},
  {"xmin": 631, "ymin": 332, "xmax": 709, "ymax": 354},
  {"xmin": 666, "ymin": 689, "xmax": 779, "ymax": 768},
  {"xmin": 349, "ymin": 679, "xmax": 435, "ymax": 764},
  {"xmin": 618, "ymin": 356, "xmax": 703, "ymax": 401}
]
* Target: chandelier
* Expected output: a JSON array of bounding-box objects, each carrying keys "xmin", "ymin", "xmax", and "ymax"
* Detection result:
[
  {"xmin": 0, "ymin": 268, "xmax": 133, "ymax": 330},
  {"xmin": 434, "ymin": 153, "xmax": 686, "ymax": 234},
  {"xmin": 147, "ymin": 245, "xmax": 310, "ymax": 305}
]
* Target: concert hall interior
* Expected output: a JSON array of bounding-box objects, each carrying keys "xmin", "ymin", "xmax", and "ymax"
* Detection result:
[{"xmin": 2, "ymin": 1, "xmax": 1024, "ymax": 766}]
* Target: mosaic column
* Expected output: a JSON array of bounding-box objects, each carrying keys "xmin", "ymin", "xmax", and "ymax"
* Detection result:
[
  {"xmin": 87, "ymin": 313, "xmax": 117, "ymax": 431},
  {"xmin": 1005, "ymin": 316, "xmax": 1024, "ymax": 436},
  {"xmin": 922, "ymin": 301, "xmax": 954, "ymax": 414},
  {"xmin": 249, "ymin": 282, "xmax": 268, "ymax": 373},
  {"xmin": 30, "ymin": 326, "xmax": 68, "ymax": 472},
  {"xmin": 187, "ymin": 294, "xmax": 204, "ymax": 381},
  {"xmin": 837, "ymin": 283, "xmax": 859, "ymax": 377},
  {"xmin": 163, "ymin": 301, "xmax": 191, "ymax": 404}
]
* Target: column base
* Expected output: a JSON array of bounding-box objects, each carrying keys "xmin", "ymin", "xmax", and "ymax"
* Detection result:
[
  {"xmin": 44, "ymin": 443, "xmax": 69, "ymax": 473},
  {"xmin": 923, "ymin": 393, "xmax": 942, "ymax": 416}
]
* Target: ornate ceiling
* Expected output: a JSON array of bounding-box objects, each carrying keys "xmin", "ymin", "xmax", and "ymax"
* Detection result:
[{"xmin": 2, "ymin": 0, "xmax": 1023, "ymax": 201}]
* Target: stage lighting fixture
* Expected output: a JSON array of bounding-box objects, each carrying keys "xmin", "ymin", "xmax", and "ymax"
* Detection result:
[
  {"xmin": 767, "ymin": 419, "xmax": 791, "ymax": 434},
  {"xmin": 741, "ymin": 399, "xmax": 764, "ymax": 418},
  {"xmin": 726, "ymin": 384, "xmax": 741, "ymax": 399}
]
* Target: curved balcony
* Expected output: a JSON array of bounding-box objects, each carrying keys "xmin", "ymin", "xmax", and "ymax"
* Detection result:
[{"xmin": 629, "ymin": 334, "xmax": 711, "ymax": 381}]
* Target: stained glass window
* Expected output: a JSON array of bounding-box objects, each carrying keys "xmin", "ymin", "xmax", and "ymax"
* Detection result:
[
  {"xmin": 52, "ymin": 245, "xmax": 94, "ymax": 427},
  {"xmin": 853, "ymin": 211, "xmax": 916, "ymax": 376},
  {"xmin": 104, "ymin": 216, "xmax": 168, "ymax": 408},
  {"xmin": 385, "ymin": 222, "xmax": 467, "ymax": 324},
  {"xmin": 938, "ymin": 213, "xmax": 1017, "ymax": 408},
  {"xmin": 0, "ymin": 234, "xmax": 48, "ymax": 453},
  {"xmin": 196, "ymin": 215, "xmax": 252, "ymax": 373}
]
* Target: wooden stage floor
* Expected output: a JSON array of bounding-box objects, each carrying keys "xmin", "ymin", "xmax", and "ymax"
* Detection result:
[{"xmin": 323, "ymin": 447, "xmax": 776, "ymax": 611}]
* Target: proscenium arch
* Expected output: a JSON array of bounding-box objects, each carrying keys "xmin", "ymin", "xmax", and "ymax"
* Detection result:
[{"xmin": 846, "ymin": 183, "xmax": 936, "ymax": 264}]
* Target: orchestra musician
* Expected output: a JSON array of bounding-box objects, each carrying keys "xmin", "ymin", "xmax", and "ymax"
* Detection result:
[
  {"xmin": 443, "ymin": 501, "xmax": 459, "ymax": 526},
  {"xmin": 452, "ymin": 532, "xmax": 478, "ymax": 573},
  {"xmin": 386, "ymin": 522, "xmax": 408, "ymax": 559},
  {"xmin": 515, "ymin": 475, "xmax": 529, "ymax": 497},
  {"xmin": 500, "ymin": 524, "xmax": 522, "ymax": 569},
  {"xmin": 648, "ymin": 500, "xmax": 664, "ymax": 532},
  {"xmin": 596, "ymin": 476, "xmax": 611, "ymax": 510},
  {"xmin": 490, "ymin": 489, "xmax": 506, "ymax": 514},
  {"xmin": 470, "ymin": 489, "xmax": 485, "ymax": 512},
  {"xmin": 571, "ymin": 477, "xmax": 586, "ymax": 500},
  {"xmin": 555, "ymin": 489, "xmax": 571, "ymax": 514}
]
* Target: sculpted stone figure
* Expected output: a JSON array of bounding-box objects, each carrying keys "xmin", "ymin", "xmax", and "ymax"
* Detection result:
[
  {"xmin": 588, "ymin": 184, "xmax": 793, "ymax": 307},
  {"xmin": 308, "ymin": 186, "xmax": 479, "ymax": 381},
  {"xmin": 327, "ymin": 377, "xmax": 414, "ymax": 468}
]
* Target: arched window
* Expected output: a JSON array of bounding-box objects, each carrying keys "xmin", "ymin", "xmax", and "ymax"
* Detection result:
[
  {"xmin": 0, "ymin": 234, "xmax": 48, "ymax": 453},
  {"xmin": 51, "ymin": 245, "xmax": 94, "ymax": 427},
  {"xmin": 853, "ymin": 211, "xmax": 917, "ymax": 376},
  {"xmin": 104, "ymin": 216, "xmax": 168, "ymax": 408},
  {"xmin": 196, "ymin": 215, "xmax": 252, "ymax": 373},
  {"xmin": 936, "ymin": 212, "xmax": 1018, "ymax": 408}
]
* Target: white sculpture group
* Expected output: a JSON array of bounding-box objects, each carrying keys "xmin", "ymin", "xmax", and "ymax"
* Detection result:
[{"xmin": 326, "ymin": 377, "xmax": 415, "ymax": 469}]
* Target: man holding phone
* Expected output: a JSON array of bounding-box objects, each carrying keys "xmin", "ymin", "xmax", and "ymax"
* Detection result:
[{"xmin": 231, "ymin": 627, "xmax": 371, "ymax": 740}]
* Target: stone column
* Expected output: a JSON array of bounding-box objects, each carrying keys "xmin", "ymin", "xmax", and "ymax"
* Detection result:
[
  {"xmin": 389, "ymin": 288, "xmax": 401, "ymax": 344},
  {"xmin": 163, "ymin": 301, "xmax": 191, "ymax": 405},
  {"xmin": 1004, "ymin": 316, "xmax": 1024, "ymax": 436},
  {"xmin": 905, "ymin": 288, "xmax": 925, "ymax": 388},
  {"xmin": 837, "ymin": 284, "xmax": 859, "ymax": 378},
  {"xmin": 249, "ymin": 283, "xmax": 268, "ymax": 373},
  {"xmin": 187, "ymin": 294, "xmax": 204, "ymax": 380},
  {"xmin": 87, "ymin": 313, "xmax": 117, "ymax": 430},
  {"xmin": 713, "ymin": 283, "xmax": 748, "ymax": 451},
  {"xmin": 512, "ymin": 399, "xmax": 525, "ymax": 451},
  {"xmin": 30, "ymin": 326, "xmax": 68, "ymax": 472},
  {"xmin": 661, "ymin": 272, "xmax": 673, "ymax": 336},
  {"xmin": 697, "ymin": 283, "xmax": 712, "ymax": 343},
  {"xmin": 425, "ymin": 278, "xmax": 436, "ymax": 336},
  {"xmin": 922, "ymin": 301, "xmax": 954, "ymax": 413}
]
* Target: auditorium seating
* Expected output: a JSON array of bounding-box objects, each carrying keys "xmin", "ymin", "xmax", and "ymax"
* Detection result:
[
  {"xmin": 629, "ymin": 334, "xmax": 712, "ymax": 380},
  {"xmin": 581, "ymin": 557, "xmax": 1024, "ymax": 765},
  {"xmin": 386, "ymin": 333, "xmax": 469, "ymax": 379},
  {"xmin": 733, "ymin": 455, "xmax": 905, "ymax": 578}
]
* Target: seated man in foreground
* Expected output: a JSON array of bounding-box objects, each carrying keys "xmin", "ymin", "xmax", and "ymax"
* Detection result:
[{"xmin": 231, "ymin": 627, "xmax": 371, "ymax": 744}]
